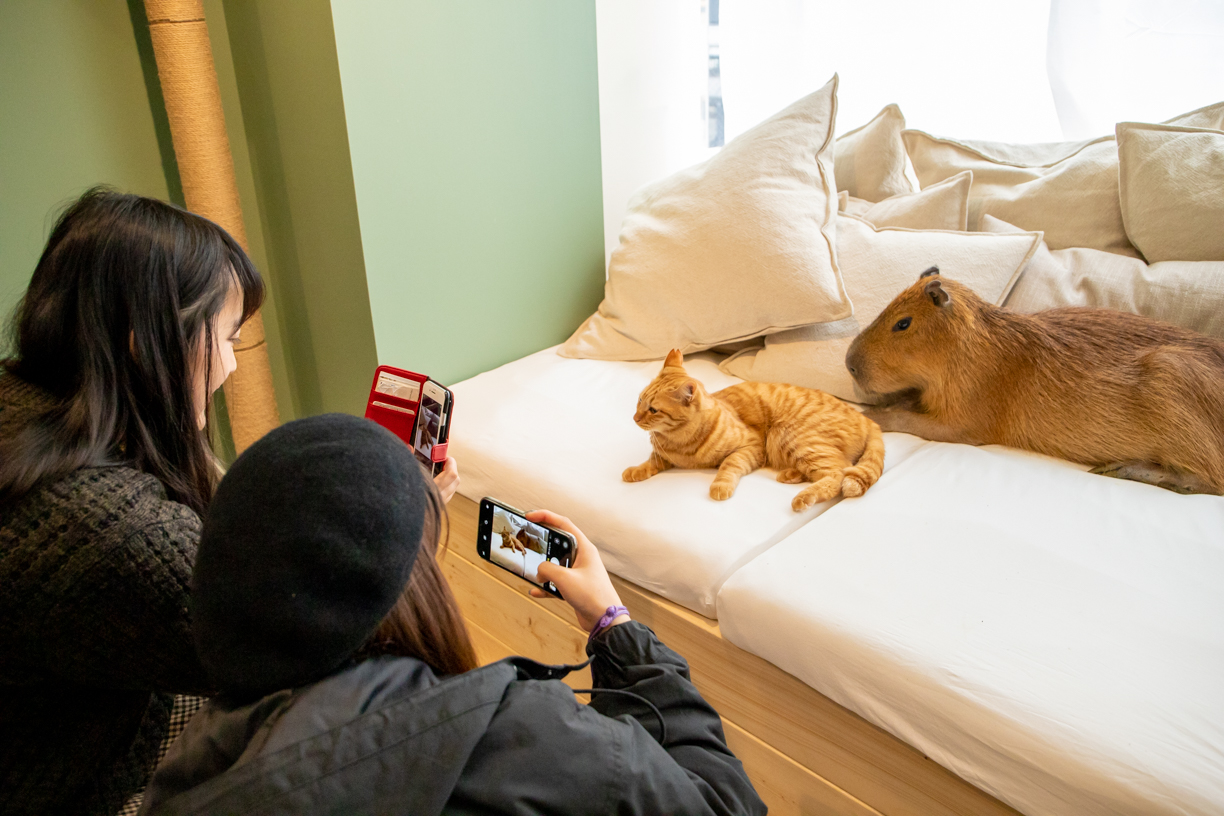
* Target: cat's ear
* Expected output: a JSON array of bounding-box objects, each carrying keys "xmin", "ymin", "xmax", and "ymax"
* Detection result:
[
  {"xmin": 673, "ymin": 382, "xmax": 696, "ymax": 405},
  {"xmin": 664, "ymin": 349, "xmax": 685, "ymax": 370}
]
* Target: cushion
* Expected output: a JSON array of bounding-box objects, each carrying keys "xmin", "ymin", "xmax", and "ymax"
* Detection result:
[
  {"xmin": 717, "ymin": 441, "xmax": 1224, "ymax": 816},
  {"xmin": 1117, "ymin": 121, "xmax": 1224, "ymax": 262},
  {"xmin": 448, "ymin": 347, "xmax": 930, "ymax": 617},
  {"xmin": 902, "ymin": 131, "xmax": 1135, "ymax": 256},
  {"xmin": 560, "ymin": 76, "xmax": 851, "ymax": 361},
  {"xmin": 902, "ymin": 101, "xmax": 1224, "ymax": 258},
  {"xmin": 720, "ymin": 215, "xmax": 1040, "ymax": 402},
  {"xmin": 839, "ymin": 170, "xmax": 971, "ymax": 231},
  {"xmin": 833, "ymin": 103, "xmax": 913, "ymax": 203},
  {"xmin": 983, "ymin": 214, "xmax": 1224, "ymax": 340}
]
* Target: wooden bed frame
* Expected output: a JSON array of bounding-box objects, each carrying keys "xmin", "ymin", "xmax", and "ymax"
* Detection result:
[{"xmin": 444, "ymin": 495, "xmax": 1020, "ymax": 816}]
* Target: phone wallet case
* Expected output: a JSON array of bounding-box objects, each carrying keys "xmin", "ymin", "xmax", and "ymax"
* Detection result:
[{"xmin": 363, "ymin": 365, "xmax": 450, "ymax": 462}]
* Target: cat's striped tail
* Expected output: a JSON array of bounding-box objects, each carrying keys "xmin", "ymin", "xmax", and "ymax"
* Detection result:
[{"xmin": 842, "ymin": 420, "xmax": 885, "ymax": 497}]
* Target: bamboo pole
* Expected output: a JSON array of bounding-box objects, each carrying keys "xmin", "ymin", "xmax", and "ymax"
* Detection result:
[{"xmin": 143, "ymin": 0, "xmax": 280, "ymax": 453}]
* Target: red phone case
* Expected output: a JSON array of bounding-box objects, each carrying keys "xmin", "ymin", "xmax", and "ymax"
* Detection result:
[{"xmin": 363, "ymin": 365, "xmax": 451, "ymax": 463}]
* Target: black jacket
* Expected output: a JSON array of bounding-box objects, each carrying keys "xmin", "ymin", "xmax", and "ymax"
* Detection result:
[
  {"xmin": 0, "ymin": 375, "xmax": 209, "ymax": 816},
  {"xmin": 140, "ymin": 621, "xmax": 767, "ymax": 815}
]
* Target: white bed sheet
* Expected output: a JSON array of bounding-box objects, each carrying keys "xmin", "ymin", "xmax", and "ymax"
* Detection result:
[
  {"xmin": 448, "ymin": 347, "xmax": 927, "ymax": 617},
  {"xmin": 717, "ymin": 441, "xmax": 1224, "ymax": 816}
]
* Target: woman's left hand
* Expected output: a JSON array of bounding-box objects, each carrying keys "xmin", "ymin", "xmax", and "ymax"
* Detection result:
[{"xmin": 433, "ymin": 457, "xmax": 460, "ymax": 503}]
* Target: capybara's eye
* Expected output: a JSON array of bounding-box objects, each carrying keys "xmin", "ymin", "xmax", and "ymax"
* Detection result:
[{"xmin": 892, "ymin": 317, "xmax": 912, "ymax": 332}]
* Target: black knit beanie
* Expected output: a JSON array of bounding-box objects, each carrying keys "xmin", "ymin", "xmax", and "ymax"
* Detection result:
[{"xmin": 192, "ymin": 413, "xmax": 429, "ymax": 699}]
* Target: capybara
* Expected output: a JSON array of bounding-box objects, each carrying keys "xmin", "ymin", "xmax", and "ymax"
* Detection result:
[{"xmin": 844, "ymin": 268, "xmax": 1224, "ymax": 494}]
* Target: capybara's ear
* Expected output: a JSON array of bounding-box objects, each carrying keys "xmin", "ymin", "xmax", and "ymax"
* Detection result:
[
  {"xmin": 673, "ymin": 382, "xmax": 696, "ymax": 405},
  {"xmin": 664, "ymin": 349, "xmax": 685, "ymax": 369},
  {"xmin": 919, "ymin": 265, "xmax": 940, "ymax": 279},
  {"xmin": 925, "ymin": 278, "xmax": 952, "ymax": 307}
]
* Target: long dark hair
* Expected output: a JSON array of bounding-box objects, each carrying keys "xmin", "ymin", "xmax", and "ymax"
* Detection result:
[
  {"xmin": 0, "ymin": 188, "xmax": 264, "ymax": 515},
  {"xmin": 357, "ymin": 479, "xmax": 480, "ymax": 676}
]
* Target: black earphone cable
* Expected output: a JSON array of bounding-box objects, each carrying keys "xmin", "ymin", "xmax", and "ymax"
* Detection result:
[{"xmin": 571, "ymin": 687, "xmax": 668, "ymax": 745}]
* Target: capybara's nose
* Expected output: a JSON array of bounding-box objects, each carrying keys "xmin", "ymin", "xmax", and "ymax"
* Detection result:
[{"xmin": 845, "ymin": 344, "xmax": 867, "ymax": 381}]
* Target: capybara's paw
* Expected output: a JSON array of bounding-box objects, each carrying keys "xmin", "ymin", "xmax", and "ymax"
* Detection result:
[
  {"xmin": 776, "ymin": 468, "xmax": 806, "ymax": 484},
  {"xmin": 622, "ymin": 464, "xmax": 655, "ymax": 483},
  {"xmin": 1090, "ymin": 461, "xmax": 1211, "ymax": 495},
  {"xmin": 709, "ymin": 480, "xmax": 736, "ymax": 501},
  {"xmin": 791, "ymin": 478, "xmax": 840, "ymax": 511}
]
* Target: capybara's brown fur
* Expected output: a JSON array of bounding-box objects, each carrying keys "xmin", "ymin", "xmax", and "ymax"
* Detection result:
[{"xmin": 845, "ymin": 271, "xmax": 1224, "ymax": 494}]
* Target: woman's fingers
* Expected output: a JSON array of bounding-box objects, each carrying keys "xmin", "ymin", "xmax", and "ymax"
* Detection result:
[
  {"xmin": 433, "ymin": 457, "xmax": 460, "ymax": 503},
  {"xmin": 525, "ymin": 509, "xmax": 576, "ymax": 535}
]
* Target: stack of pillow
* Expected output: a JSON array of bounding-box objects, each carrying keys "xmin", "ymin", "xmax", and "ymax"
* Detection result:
[{"xmin": 560, "ymin": 75, "xmax": 1224, "ymax": 403}]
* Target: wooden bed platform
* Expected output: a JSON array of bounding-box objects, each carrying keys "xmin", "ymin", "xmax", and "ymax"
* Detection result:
[{"xmin": 444, "ymin": 495, "xmax": 1020, "ymax": 816}]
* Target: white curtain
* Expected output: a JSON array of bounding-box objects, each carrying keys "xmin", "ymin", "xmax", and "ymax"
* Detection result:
[
  {"xmin": 595, "ymin": 0, "xmax": 710, "ymax": 269},
  {"xmin": 1048, "ymin": 0, "xmax": 1224, "ymax": 140},
  {"xmin": 595, "ymin": 0, "xmax": 1224, "ymax": 265},
  {"xmin": 719, "ymin": 0, "xmax": 1061, "ymax": 144}
]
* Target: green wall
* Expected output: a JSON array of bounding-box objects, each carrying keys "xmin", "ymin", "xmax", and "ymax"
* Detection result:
[
  {"xmin": 330, "ymin": 1, "xmax": 606, "ymax": 386},
  {"xmin": 0, "ymin": 0, "xmax": 173, "ymax": 348},
  {"xmin": 0, "ymin": 0, "xmax": 299, "ymax": 434},
  {"xmin": 221, "ymin": 0, "xmax": 379, "ymax": 417},
  {"xmin": 2, "ymin": 0, "xmax": 605, "ymax": 426}
]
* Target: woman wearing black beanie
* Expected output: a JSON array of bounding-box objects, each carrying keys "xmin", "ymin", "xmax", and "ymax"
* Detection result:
[{"xmin": 139, "ymin": 413, "xmax": 765, "ymax": 816}]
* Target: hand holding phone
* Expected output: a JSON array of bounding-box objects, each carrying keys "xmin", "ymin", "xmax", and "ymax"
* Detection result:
[{"xmin": 525, "ymin": 510, "xmax": 628, "ymax": 634}]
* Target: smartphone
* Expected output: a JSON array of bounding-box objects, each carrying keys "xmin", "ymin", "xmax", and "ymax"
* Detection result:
[
  {"xmin": 477, "ymin": 497, "xmax": 575, "ymax": 598},
  {"xmin": 412, "ymin": 379, "xmax": 453, "ymax": 476}
]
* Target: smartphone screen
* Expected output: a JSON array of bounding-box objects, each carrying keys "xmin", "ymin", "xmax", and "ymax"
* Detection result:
[
  {"xmin": 412, "ymin": 381, "xmax": 450, "ymax": 474},
  {"xmin": 477, "ymin": 498, "xmax": 575, "ymax": 597}
]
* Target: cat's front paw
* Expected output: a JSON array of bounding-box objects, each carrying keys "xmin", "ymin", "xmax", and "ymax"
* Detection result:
[
  {"xmin": 709, "ymin": 480, "xmax": 737, "ymax": 501},
  {"xmin": 622, "ymin": 464, "xmax": 656, "ymax": 483}
]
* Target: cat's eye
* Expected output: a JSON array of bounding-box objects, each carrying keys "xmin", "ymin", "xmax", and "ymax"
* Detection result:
[
  {"xmin": 892, "ymin": 317, "xmax": 912, "ymax": 332},
  {"xmin": 648, "ymin": 407, "xmax": 658, "ymax": 414}
]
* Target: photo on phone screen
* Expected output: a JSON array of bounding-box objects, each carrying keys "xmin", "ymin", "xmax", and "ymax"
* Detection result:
[
  {"xmin": 478, "ymin": 499, "xmax": 574, "ymax": 596},
  {"xmin": 412, "ymin": 382, "xmax": 449, "ymax": 474}
]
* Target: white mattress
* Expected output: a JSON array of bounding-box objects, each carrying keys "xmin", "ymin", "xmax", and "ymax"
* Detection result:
[
  {"xmin": 448, "ymin": 347, "xmax": 927, "ymax": 617},
  {"xmin": 717, "ymin": 441, "xmax": 1224, "ymax": 816}
]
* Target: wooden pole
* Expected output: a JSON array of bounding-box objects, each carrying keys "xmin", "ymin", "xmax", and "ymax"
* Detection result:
[{"xmin": 143, "ymin": 0, "xmax": 280, "ymax": 453}]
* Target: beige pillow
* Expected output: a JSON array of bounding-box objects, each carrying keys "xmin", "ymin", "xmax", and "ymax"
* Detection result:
[
  {"xmin": 561, "ymin": 76, "xmax": 850, "ymax": 361},
  {"xmin": 983, "ymin": 214, "xmax": 1224, "ymax": 340},
  {"xmin": 720, "ymin": 214, "xmax": 1041, "ymax": 402},
  {"xmin": 903, "ymin": 101, "xmax": 1224, "ymax": 258},
  {"xmin": 1117, "ymin": 121, "xmax": 1224, "ymax": 262},
  {"xmin": 902, "ymin": 131, "xmax": 1135, "ymax": 256},
  {"xmin": 834, "ymin": 104, "xmax": 913, "ymax": 203},
  {"xmin": 839, "ymin": 171, "xmax": 971, "ymax": 231}
]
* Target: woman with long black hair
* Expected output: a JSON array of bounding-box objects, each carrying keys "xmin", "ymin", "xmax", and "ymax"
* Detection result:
[{"xmin": 0, "ymin": 188, "xmax": 459, "ymax": 815}]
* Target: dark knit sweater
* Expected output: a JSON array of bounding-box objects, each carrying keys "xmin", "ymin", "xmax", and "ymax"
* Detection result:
[{"xmin": 0, "ymin": 375, "xmax": 209, "ymax": 816}]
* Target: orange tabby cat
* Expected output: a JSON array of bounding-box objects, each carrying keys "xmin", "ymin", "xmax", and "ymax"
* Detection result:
[{"xmin": 623, "ymin": 350, "xmax": 886, "ymax": 511}]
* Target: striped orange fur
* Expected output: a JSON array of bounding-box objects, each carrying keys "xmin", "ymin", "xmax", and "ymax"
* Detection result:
[{"xmin": 624, "ymin": 350, "xmax": 886, "ymax": 511}]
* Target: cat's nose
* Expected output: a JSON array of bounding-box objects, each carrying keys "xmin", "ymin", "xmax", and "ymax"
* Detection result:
[{"xmin": 633, "ymin": 410, "xmax": 646, "ymax": 423}]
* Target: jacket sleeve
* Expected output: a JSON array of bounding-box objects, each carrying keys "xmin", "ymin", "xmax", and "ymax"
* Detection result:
[
  {"xmin": 36, "ymin": 505, "xmax": 211, "ymax": 694},
  {"xmin": 585, "ymin": 620, "xmax": 767, "ymax": 816}
]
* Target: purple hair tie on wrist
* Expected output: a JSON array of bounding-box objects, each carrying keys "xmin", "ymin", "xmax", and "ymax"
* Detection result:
[{"xmin": 589, "ymin": 605, "xmax": 629, "ymax": 642}]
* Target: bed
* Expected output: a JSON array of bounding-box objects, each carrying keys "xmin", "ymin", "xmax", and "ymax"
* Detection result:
[
  {"xmin": 445, "ymin": 347, "xmax": 1016, "ymax": 816},
  {"xmin": 442, "ymin": 346, "xmax": 1224, "ymax": 816},
  {"xmin": 719, "ymin": 442, "xmax": 1224, "ymax": 816},
  {"xmin": 446, "ymin": 346, "xmax": 925, "ymax": 618}
]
